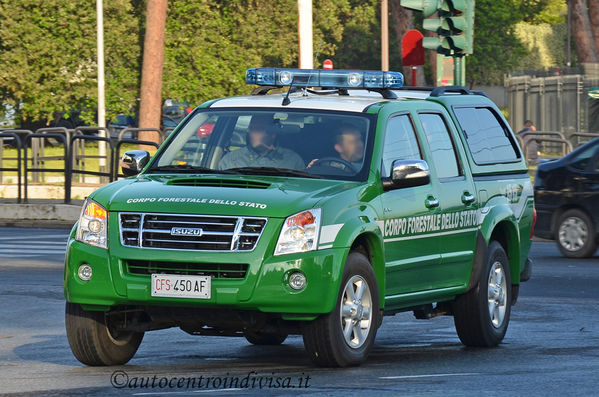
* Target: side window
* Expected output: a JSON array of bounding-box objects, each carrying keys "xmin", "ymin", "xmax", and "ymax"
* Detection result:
[
  {"xmin": 569, "ymin": 144, "xmax": 598, "ymax": 171},
  {"xmin": 382, "ymin": 114, "xmax": 421, "ymax": 176},
  {"xmin": 454, "ymin": 107, "xmax": 519, "ymax": 164},
  {"xmin": 419, "ymin": 113, "xmax": 460, "ymax": 179}
]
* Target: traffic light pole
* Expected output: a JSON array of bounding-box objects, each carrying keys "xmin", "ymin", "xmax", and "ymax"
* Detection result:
[{"xmin": 454, "ymin": 56, "xmax": 465, "ymax": 86}]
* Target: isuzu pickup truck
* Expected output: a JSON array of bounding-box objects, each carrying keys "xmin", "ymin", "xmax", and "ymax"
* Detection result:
[{"xmin": 64, "ymin": 68, "xmax": 534, "ymax": 367}]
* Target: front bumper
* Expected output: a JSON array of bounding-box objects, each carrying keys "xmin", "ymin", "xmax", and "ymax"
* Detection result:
[{"xmin": 64, "ymin": 239, "xmax": 346, "ymax": 316}]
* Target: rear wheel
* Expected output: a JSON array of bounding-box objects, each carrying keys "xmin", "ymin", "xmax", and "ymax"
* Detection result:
[
  {"xmin": 556, "ymin": 209, "xmax": 597, "ymax": 258},
  {"xmin": 243, "ymin": 329, "xmax": 288, "ymax": 345},
  {"xmin": 65, "ymin": 302, "xmax": 143, "ymax": 366},
  {"xmin": 453, "ymin": 241, "xmax": 511, "ymax": 347},
  {"xmin": 302, "ymin": 252, "xmax": 380, "ymax": 367}
]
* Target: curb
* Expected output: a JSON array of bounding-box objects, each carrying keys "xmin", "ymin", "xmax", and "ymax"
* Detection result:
[{"xmin": 0, "ymin": 203, "xmax": 81, "ymax": 229}]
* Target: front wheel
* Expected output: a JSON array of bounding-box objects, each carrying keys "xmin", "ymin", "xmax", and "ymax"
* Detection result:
[
  {"xmin": 453, "ymin": 241, "xmax": 512, "ymax": 347},
  {"xmin": 302, "ymin": 252, "xmax": 380, "ymax": 367},
  {"xmin": 65, "ymin": 302, "xmax": 143, "ymax": 366},
  {"xmin": 556, "ymin": 209, "xmax": 597, "ymax": 258}
]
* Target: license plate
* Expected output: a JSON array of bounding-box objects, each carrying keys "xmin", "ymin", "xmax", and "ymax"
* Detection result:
[{"xmin": 151, "ymin": 274, "xmax": 211, "ymax": 299}]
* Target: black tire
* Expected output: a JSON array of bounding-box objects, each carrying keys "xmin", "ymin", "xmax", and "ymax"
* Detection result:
[
  {"xmin": 302, "ymin": 252, "xmax": 380, "ymax": 367},
  {"xmin": 453, "ymin": 241, "xmax": 512, "ymax": 347},
  {"xmin": 243, "ymin": 329, "xmax": 288, "ymax": 345},
  {"xmin": 556, "ymin": 209, "xmax": 597, "ymax": 258},
  {"xmin": 65, "ymin": 302, "xmax": 143, "ymax": 366}
]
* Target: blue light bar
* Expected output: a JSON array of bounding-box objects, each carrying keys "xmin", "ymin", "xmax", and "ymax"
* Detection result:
[{"xmin": 245, "ymin": 68, "xmax": 404, "ymax": 90}]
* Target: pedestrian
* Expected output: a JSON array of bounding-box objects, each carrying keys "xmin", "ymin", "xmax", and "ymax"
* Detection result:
[
  {"xmin": 517, "ymin": 120, "xmax": 538, "ymax": 164},
  {"xmin": 517, "ymin": 120, "xmax": 536, "ymax": 135}
]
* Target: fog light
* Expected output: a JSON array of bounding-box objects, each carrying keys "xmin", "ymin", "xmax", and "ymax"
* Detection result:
[
  {"xmin": 78, "ymin": 263, "xmax": 93, "ymax": 281},
  {"xmin": 288, "ymin": 271, "xmax": 306, "ymax": 290}
]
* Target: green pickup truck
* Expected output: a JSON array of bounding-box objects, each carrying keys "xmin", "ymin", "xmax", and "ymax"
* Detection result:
[{"xmin": 64, "ymin": 68, "xmax": 535, "ymax": 367}]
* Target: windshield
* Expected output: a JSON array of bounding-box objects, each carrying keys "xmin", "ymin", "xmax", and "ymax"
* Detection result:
[{"xmin": 150, "ymin": 109, "xmax": 376, "ymax": 181}]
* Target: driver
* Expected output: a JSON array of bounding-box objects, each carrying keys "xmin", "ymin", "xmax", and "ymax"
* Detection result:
[
  {"xmin": 217, "ymin": 114, "xmax": 305, "ymax": 170},
  {"xmin": 308, "ymin": 123, "xmax": 364, "ymax": 171}
]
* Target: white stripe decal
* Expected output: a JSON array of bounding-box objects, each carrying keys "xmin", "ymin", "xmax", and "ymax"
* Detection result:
[
  {"xmin": 383, "ymin": 227, "xmax": 479, "ymax": 243},
  {"xmin": 319, "ymin": 224, "xmax": 343, "ymax": 245},
  {"xmin": 318, "ymin": 243, "xmax": 334, "ymax": 250}
]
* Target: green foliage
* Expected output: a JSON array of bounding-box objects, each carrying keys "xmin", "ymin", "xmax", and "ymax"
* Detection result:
[
  {"xmin": 514, "ymin": 22, "xmax": 568, "ymax": 69},
  {"xmin": 467, "ymin": 0, "xmax": 527, "ymax": 85},
  {"xmin": 524, "ymin": 0, "xmax": 567, "ymax": 24},
  {"xmin": 467, "ymin": 0, "xmax": 567, "ymax": 85},
  {"xmin": 0, "ymin": 0, "xmax": 141, "ymax": 124}
]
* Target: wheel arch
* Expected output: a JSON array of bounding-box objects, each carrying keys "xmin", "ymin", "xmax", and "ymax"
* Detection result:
[
  {"xmin": 478, "ymin": 204, "xmax": 522, "ymax": 285},
  {"xmin": 489, "ymin": 220, "xmax": 521, "ymax": 284},
  {"xmin": 348, "ymin": 232, "xmax": 386, "ymax": 309}
]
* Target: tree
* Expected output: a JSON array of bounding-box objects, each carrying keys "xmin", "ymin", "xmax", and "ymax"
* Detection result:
[
  {"xmin": 570, "ymin": 0, "xmax": 599, "ymax": 63},
  {"xmin": 587, "ymin": 0, "xmax": 599, "ymax": 56},
  {"xmin": 139, "ymin": 0, "xmax": 167, "ymax": 141}
]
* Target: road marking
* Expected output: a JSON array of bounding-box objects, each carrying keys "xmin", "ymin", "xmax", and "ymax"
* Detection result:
[
  {"xmin": 134, "ymin": 389, "xmax": 243, "ymax": 395},
  {"xmin": 0, "ymin": 234, "xmax": 69, "ymax": 241},
  {"xmin": 0, "ymin": 248, "xmax": 65, "ymax": 255},
  {"xmin": 0, "ymin": 244, "xmax": 67, "ymax": 248},
  {"xmin": 0, "ymin": 254, "xmax": 49, "ymax": 258},
  {"xmin": 379, "ymin": 372, "xmax": 479, "ymax": 380}
]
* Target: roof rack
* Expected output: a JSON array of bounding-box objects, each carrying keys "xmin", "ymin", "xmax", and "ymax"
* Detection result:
[{"xmin": 429, "ymin": 86, "xmax": 488, "ymax": 97}]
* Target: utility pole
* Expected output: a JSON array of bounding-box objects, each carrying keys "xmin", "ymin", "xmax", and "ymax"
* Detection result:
[
  {"xmin": 297, "ymin": 0, "xmax": 313, "ymax": 69},
  {"xmin": 139, "ymin": 0, "xmax": 167, "ymax": 144},
  {"xmin": 381, "ymin": 0, "xmax": 389, "ymax": 71},
  {"xmin": 96, "ymin": 0, "xmax": 106, "ymax": 177}
]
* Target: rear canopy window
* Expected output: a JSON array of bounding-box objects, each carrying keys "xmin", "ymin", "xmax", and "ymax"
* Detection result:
[{"xmin": 454, "ymin": 107, "xmax": 520, "ymax": 164}]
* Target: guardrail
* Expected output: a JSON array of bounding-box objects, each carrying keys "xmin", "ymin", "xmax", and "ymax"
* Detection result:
[
  {"xmin": 23, "ymin": 133, "xmax": 69, "ymax": 203},
  {"xmin": 569, "ymin": 132, "xmax": 599, "ymax": 147},
  {"xmin": 523, "ymin": 137, "xmax": 573, "ymax": 166},
  {"xmin": 0, "ymin": 126, "xmax": 173, "ymax": 203},
  {"xmin": 0, "ymin": 133, "xmax": 22, "ymax": 203}
]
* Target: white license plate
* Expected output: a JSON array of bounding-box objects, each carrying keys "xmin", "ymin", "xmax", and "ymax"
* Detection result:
[{"xmin": 151, "ymin": 274, "xmax": 211, "ymax": 299}]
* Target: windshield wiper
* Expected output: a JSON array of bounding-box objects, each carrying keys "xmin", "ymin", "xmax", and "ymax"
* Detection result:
[
  {"xmin": 227, "ymin": 166, "xmax": 322, "ymax": 179},
  {"xmin": 148, "ymin": 165, "xmax": 238, "ymax": 174}
]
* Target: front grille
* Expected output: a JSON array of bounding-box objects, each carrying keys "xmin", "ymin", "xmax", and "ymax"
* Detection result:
[
  {"xmin": 119, "ymin": 212, "xmax": 267, "ymax": 251},
  {"xmin": 127, "ymin": 260, "xmax": 248, "ymax": 278}
]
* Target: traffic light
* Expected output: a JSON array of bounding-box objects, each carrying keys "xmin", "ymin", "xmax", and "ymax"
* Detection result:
[{"xmin": 400, "ymin": 0, "xmax": 474, "ymax": 56}]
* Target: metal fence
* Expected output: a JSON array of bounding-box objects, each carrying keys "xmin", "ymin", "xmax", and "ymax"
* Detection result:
[
  {"xmin": 506, "ymin": 67, "xmax": 599, "ymax": 137},
  {"xmin": 0, "ymin": 127, "xmax": 170, "ymax": 203}
]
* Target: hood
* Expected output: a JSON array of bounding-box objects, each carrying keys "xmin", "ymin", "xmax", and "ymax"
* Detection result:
[{"xmin": 90, "ymin": 174, "xmax": 363, "ymax": 218}]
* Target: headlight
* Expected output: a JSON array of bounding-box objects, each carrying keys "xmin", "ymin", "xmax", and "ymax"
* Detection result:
[
  {"xmin": 76, "ymin": 199, "xmax": 108, "ymax": 249},
  {"xmin": 274, "ymin": 208, "xmax": 321, "ymax": 256}
]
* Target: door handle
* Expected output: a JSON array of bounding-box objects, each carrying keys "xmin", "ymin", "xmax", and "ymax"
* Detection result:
[
  {"xmin": 461, "ymin": 192, "xmax": 476, "ymax": 205},
  {"xmin": 425, "ymin": 196, "xmax": 439, "ymax": 208}
]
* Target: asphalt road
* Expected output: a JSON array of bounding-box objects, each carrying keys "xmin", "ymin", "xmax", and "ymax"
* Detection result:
[{"xmin": 0, "ymin": 227, "xmax": 598, "ymax": 396}]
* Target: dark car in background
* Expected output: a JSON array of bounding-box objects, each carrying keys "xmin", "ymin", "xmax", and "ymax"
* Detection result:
[
  {"xmin": 534, "ymin": 138, "xmax": 599, "ymax": 258},
  {"xmin": 162, "ymin": 99, "xmax": 191, "ymax": 129}
]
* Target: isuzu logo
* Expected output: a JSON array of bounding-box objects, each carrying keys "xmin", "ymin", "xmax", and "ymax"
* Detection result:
[{"xmin": 170, "ymin": 227, "xmax": 203, "ymax": 237}]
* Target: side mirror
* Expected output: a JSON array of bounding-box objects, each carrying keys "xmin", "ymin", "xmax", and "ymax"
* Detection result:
[
  {"xmin": 121, "ymin": 150, "xmax": 150, "ymax": 177},
  {"xmin": 383, "ymin": 159, "xmax": 430, "ymax": 190}
]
